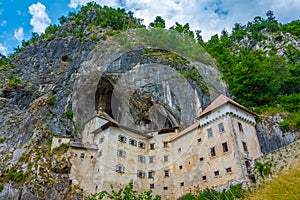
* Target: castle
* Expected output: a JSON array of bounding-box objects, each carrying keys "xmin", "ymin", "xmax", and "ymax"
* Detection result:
[{"xmin": 57, "ymin": 94, "xmax": 262, "ymax": 199}]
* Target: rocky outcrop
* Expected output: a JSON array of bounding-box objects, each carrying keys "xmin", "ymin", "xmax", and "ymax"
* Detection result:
[
  {"xmin": 256, "ymin": 113, "xmax": 300, "ymax": 153},
  {"xmin": 0, "ymin": 17, "xmax": 227, "ymax": 199},
  {"xmin": 72, "ymin": 47, "xmax": 227, "ymax": 131},
  {"xmin": 234, "ymin": 29, "xmax": 300, "ymax": 57}
]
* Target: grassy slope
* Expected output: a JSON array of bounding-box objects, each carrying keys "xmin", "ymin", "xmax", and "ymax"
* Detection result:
[{"xmin": 245, "ymin": 160, "xmax": 300, "ymax": 200}]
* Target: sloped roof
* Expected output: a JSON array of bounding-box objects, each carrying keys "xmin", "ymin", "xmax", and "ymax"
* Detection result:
[
  {"xmin": 169, "ymin": 122, "xmax": 200, "ymax": 142},
  {"xmin": 92, "ymin": 113, "xmax": 152, "ymax": 138},
  {"xmin": 197, "ymin": 94, "xmax": 257, "ymax": 118},
  {"xmin": 70, "ymin": 142, "xmax": 98, "ymax": 150}
]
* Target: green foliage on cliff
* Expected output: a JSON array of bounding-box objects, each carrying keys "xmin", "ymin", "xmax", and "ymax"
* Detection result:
[
  {"xmin": 201, "ymin": 11, "xmax": 300, "ymax": 129},
  {"xmin": 254, "ymin": 161, "xmax": 272, "ymax": 179},
  {"xmin": 14, "ymin": 2, "xmax": 144, "ymax": 52},
  {"xmin": 88, "ymin": 180, "xmax": 161, "ymax": 200},
  {"xmin": 7, "ymin": 3, "xmax": 300, "ymax": 127},
  {"xmin": 181, "ymin": 184, "xmax": 245, "ymax": 200}
]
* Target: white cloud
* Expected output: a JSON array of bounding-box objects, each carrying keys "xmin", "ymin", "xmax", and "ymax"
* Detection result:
[
  {"xmin": 0, "ymin": 43, "xmax": 8, "ymax": 56},
  {"xmin": 14, "ymin": 27, "xmax": 24, "ymax": 41},
  {"xmin": 68, "ymin": 0, "xmax": 119, "ymax": 9},
  {"xmin": 28, "ymin": 2, "xmax": 51, "ymax": 34},
  {"xmin": 66, "ymin": 0, "xmax": 300, "ymax": 40},
  {"xmin": 0, "ymin": 20, "xmax": 7, "ymax": 27}
]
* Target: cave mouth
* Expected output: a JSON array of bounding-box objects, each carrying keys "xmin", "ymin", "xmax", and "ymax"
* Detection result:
[
  {"xmin": 94, "ymin": 75, "xmax": 177, "ymax": 130},
  {"xmin": 95, "ymin": 76, "xmax": 121, "ymax": 121}
]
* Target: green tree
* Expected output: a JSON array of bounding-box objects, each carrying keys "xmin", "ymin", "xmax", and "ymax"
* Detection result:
[
  {"xmin": 170, "ymin": 22, "xmax": 194, "ymax": 38},
  {"xmin": 149, "ymin": 16, "xmax": 166, "ymax": 29}
]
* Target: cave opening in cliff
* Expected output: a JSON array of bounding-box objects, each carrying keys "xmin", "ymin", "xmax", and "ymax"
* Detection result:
[{"xmin": 95, "ymin": 76, "xmax": 121, "ymax": 121}]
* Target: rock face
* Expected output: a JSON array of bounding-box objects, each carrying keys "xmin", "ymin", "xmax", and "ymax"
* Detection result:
[
  {"xmin": 0, "ymin": 23, "xmax": 227, "ymax": 198},
  {"xmin": 0, "ymin": 10, "xmax": 298, "ymax": 199},
  {"xmin": 72, "ymin": 47, "xmax": 227, "ymax": 131},
  {"xmin": 256, "ymin": 114, "xmax": 300, "ymax": 153}
]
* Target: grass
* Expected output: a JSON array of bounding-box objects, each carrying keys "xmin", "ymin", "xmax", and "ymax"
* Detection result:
[{"xmin": 245, "ymin": 160, "xmax": 300, "ymax": 200}]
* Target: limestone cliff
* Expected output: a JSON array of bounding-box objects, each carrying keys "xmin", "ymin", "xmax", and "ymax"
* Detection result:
[
  {"xmin": 0, "ymin": 5, "xmax": 298, "ymax": 199},
  {"xmin": 0, "ymin": 8, "xmax": 227, "ymax": 199}
]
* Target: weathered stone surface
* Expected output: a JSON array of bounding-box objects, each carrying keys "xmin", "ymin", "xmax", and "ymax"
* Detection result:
[
  {"xmin": 256, "ymin": 113, "xmax": 300, "ymax": 153},
  {"xmin": 0, "ymin": 13, "xmax": 298, "ymax": 199},
  {"xmin": 8, "ymin": 148, "xmax": 27, "ymax": 168},
  {"xmin": 72, "ymin": 47, "xmax": 227, "ymax": 131},
  {"xmin": 51, "ymin": 155, "xmax": 71, "ymax": 174},
  {"xmin": 0, "ymin": 182, "xmax": 21, "ymax": 200}
]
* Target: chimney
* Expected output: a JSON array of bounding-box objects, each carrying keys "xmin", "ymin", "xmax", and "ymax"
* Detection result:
[{"xmin": 97, "ymin": 107, "xmax": 103, "ymax": 116}]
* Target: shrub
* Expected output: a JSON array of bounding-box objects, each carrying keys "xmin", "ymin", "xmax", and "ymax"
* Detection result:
[
  {"xmin": 7, "ymin": 74, "xmax": 21, "ymax": 87},
  {"xmin": 279, "ymin": 120, "xmax": 290, "ymax": 131},
  {"xmin": 45, "ymin": 136, "xmax": 52, "ymax": 146},
  {"xmin": 8, "ymin": 169, "xmax": 26, "ymax": 184},
  {"xmin": 182, "ymin": 184, "xmax": 245, "ymax": 200},
  {"xmin": 48, "ymin": 93, "xmax": 56, "ymax": 105},
  {"xmin": 63, "ymin": 111, "xmax": 74, "ymax": 119},
  {"xmin": 0, "ymin": 137, "xmax": 6, "ymax": 144},
  {"xmin": 88, "ymin": 180, "xmax": 161, "ymax": 200},
  {"xmin": 0, "ymin": 184, "xmax": 3, "ymax": 192},
  {"xmin": 254, "ymin": 161, "xmax": 272, "ymax": 179}
]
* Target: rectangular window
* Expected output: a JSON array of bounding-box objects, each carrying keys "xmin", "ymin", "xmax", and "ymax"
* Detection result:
[
  {"xmin": 118, "ymin": 135, "xmax": 127, "ymax": 143},
  {"xmin": 148, "ymin": 171, "xmax": 153, "ymax": 178},
  {"xmin": 214, "ymin": 170, "xmax": 220, "ymax": 176},
  {"xmin": 80, "ymin": 153, "xmax": 85, "ymax": 158},
  {"xmin": 238, "ymin": 122, "xmax": 244, "ymax": 132},
  {"xmin": 180, "ymin": 182, "xmax": 184, "ymax": 186},
  {"xmin": 164, "ymin": 170, "xmax": 169, "ymax": 177},
  {"xmin": 117, "ymin": 149, "xmax": 126, "ymax": 158},
  {"xmin": 150, "ymin": 143, "xmax": 155, "ymax": 150},
  {"xmin": 197, "ymin": 138, "xmax": 202, "ymax": 142},
  {"xmin": 242, "ymin": 141, "xmax": 248, "ymax": 152},
  {"xmin": 199, "ymin": 157, "xmax": 204, "ymax": 161},
  {"xmin": 218, "ymin": 123, "xmax": 225, "ymax": 133},
  {"xmin": 138, "ymin": 155, "xmax": 146, "ymax": 163},
  {"xmin": 163, "ymin": 142, "xmax": 168, "ymax": 148},
  {"xmin": 210, "ymin": 147, "xmax": 216, "ymax": 157},
  {"xmin": 150, "ymin": 184, "xmax": 154, "ymax": 189},
  {"xmin": 129, "ymin": 139, "xmax": 137, "ymax": 146},
  {"xmin": 207, "ymin": 128, "xmax": 213, "ymax": 138},
  {"xmin": 164, "ymin": 156, "xmax": 168, "ymax": 162},
  {"xmin": 163, "ymin": 186, "xmax": 168, "ymax": 190},
  {"xmin": 149, "ymin": 156, "xmax": 154, "ymax": 163},
  {"xmin": 179, "ymin": 165, "xmax": 183, "ymax": 170},
  {"xmin": 138, "ymin": 141, "xmax": 146, "ymax": 149},
  {"xmin": 178, "ymin": 148, "xmax": 181, "ymax": 152},
  {"xmin": 226, "ymin": 167, "xmax": 232, "ymax": 173},
  {"xmin": 222, "ymin": 142, "xmax": 229, "ymax": 153},
  {"xmin": 137, "ymin": 170, "xmax": 146, "ymax": 178},
  {"xmin": 202, "ymin": 175, "xmax": 207, "ymax": 181},
  {"xmin": 115, "ymin": 164, "xmax": 125, "ymax": 174}
]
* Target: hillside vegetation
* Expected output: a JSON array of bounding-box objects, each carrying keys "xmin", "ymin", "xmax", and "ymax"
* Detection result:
[
  {"xmin": 2, "ymin": 5, "xmax": 299, "ymax": 130},
  {"xmin": 0, "ymin": 3, "xmax": 299, "ymax": 199},
  {"xmin": 202, "ymin": 11, "xmax": 300, "ymax": 130},
  {"xmin": 245, "ymin": 160, "xmax": 300, "ymax": 200}
]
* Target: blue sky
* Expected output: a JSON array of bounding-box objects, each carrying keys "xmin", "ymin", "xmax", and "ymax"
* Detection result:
[{"xmin": 0, "ymin": 0, "xmax": 299, "ymax": 56}]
